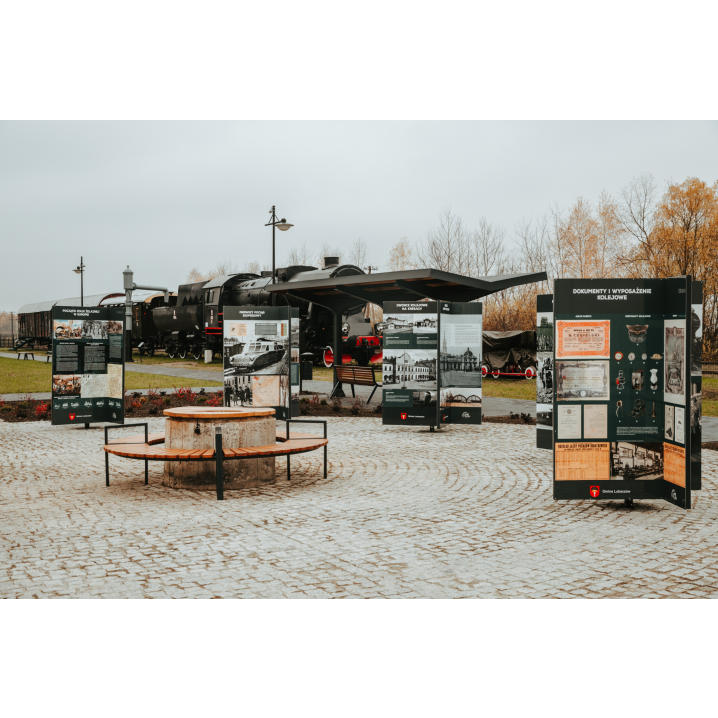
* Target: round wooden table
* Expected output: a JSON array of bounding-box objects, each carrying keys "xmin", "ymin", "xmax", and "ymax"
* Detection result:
[{"xmin": 162, "ymin": 406, "xmax": 276, "ymax": 490}]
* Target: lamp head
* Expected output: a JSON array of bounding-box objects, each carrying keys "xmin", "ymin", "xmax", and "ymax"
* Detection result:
[
  {"xmin": 73, "ymin": 267, "xmax": 82, "ymax": 274},
  {"xmin": 276, "ymin": 220, "xmax": 293, "ymax": 231}
]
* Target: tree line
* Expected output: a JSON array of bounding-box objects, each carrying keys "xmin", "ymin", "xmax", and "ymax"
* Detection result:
[{"xmin": 387, "ymin": 175, "xmax": 718, "ymax": 360}]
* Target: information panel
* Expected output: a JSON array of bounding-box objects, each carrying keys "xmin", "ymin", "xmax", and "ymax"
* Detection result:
[
  {"xmin": 536, "ymin": 294, "xmax": 554, "ymax": 450},
  {"xmin": 381, "ymin": 300, "xmax": 482, "ymax": 427},
  {"xmin": 382, "ymin": 301, "xmax": 439, "ymax": 426},
  {"xmin": 51, "ymin": 306, "xmax": 125, "ymax": 426},
  {"xmin": 439, "ymin": 301, "xmax": 483, "ymax": 425},
  {"xmin": 552, "ymin": 277, "xmax": 701, "ymax": 510},
  {"xmin": 222, "ymin": 306, "xmax": 294, "ymax": 421}
]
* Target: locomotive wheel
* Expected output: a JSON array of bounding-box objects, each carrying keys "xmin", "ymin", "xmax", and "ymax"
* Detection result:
[
  {"xmin": 178, "ymin": 347, "xmax": 187, "ymax": 360},
  {"xmin": 491, "ymin": 369, "xmax": 500, "ymax": 379},
  {"xmin": 147, "ymin": 347, "xmax": 155, "ymax": 357},
  {"xmin": 481, "ymin": 364, "xmax": 489, "ymax": 377},
  {"xmin": 323, "ymin": 346, "xmax": 333, "ymax": 368},
  {"xmin": 138, "ymin": 347, "xmax": 145, "ymax": 357},
  {"xmin": 523, "ymin": 366, "xmax": 536, "ymax": 380},
  {"xmin": 192, "ymin": 346, "xmax": 203, "ymax": 361},
  {"xmin": 167, "ymin": 346, "xmax": 176, "ymax": 358}
]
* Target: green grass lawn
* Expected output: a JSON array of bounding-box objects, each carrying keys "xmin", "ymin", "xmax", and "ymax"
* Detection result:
[
  {"xmin": 481, "ymin": 377, "xmax": 537, "ymax": 401},
  {"xmin": 0, "ymin": 357, "xmax": 222, "ymax": 395}
]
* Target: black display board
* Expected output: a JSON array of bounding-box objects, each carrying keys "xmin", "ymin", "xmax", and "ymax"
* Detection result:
[
  {"xmin": 51, "ymin": 306, "xmax": 125, "ymax": 425},
  {"xmin": 382, "ymin": 301, "xmax": 482, "ymax": 427},
  {"xmin": 551, "ymin": 277, "xmax": 701, "ymax": 509},
  {"xmin": 439, "ymin": 302, "xmax": 483, "ymax": 425},
  {"xmin": 222, "ymin": 306, "xmax": 297, "ymax": 421},
  {"xmin": 536, "ymin": 294, "xmax": 554, "ymax": 450}
]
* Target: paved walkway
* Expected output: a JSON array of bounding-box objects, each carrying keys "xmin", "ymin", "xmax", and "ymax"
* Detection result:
[{"xmin": 1, "ymin": 417, "xmax": 717, "ymax": 598}]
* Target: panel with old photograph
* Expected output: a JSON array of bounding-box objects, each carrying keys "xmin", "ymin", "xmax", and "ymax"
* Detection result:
[
  {"xmin": 691, "ymin": 304, "xmax": 702, "ymax": 376},
  {"xmin": 81, "ymin": 320, "xmax": 109, "ymax": 340},
  {"xmin": 52, "ymin": 374, "xmax": 81, "ymax": 396},
  {"xmin": 382, "ymin": 349, "xmax": 437, "ymax": 390},
  {"xmin": 251, "ymin": 374, "xmax": 289, "ymax": 408},
  {"xmin": 53, "ymin": 319, "xmax": 83, "ymax": 339},
  {"xmin": 382, "ymin": 313, "xmax": 437, "ymax": 334},
  {"xmin": 536, "ymin": 312, "xmax": 553, "ymax": 353},
  {"xmin": 610, "ymin": 441, "xmax": 664, "ymax": 481},
  {"xmin": 224, "ymin": 374, "xmax": 253, "ymax": 407},
  {"xmin": 439, "ymin": 316, "xmax": 482, "ymax": 389},
  {"xmin": 691, "ymin": 381, "xmax": 701, "ymax": 462},
  {"xmin": 556, "ymin": 360, "xmax": 609, "ymax": 400},
  {"xmin": 440, "ymin": 388, "xmax": 481, "ymax": 408},
  {"xmin": 413, "ymin": 390, "xmax": 437, "ymax": 407},
  {"xmin": 224, "ymin": 319, "xmax": 289, "ymax": 377},
  {"xmin": 536, "ymin": 353, "xmax": 553, "ymax": 403},
  {"xmin": 664, "ymin": 319, "xmax": 685, "ymax": 403},
  {"xmin": 536, "ymin": 403, "xmax": 553, "ymax": 428}
]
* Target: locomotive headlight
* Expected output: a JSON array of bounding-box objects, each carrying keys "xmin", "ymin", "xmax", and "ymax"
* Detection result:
[{"xmin": 342, "ymin": 322, "xmax": 350, "ymax": 334}]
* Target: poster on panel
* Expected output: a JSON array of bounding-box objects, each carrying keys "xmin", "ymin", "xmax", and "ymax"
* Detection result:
[
  {"xmin": 223, "ymin": 306, "xmax": 291, "ymax": 420},
  {"xmin": 439, "ymin": 302, "xmax": 482, "ymax": 425},
  {"xmin": 536, "ymin": 294, "xmax": 554, "ymax": 450},
  {"xmin": 552, "ymin": 277, "xmax": 693, "ymax": 508},
  {"xmin": 382, "ymin": 301, "xmax": 438, "ymax": 426},
  {"xmin": 51, "ymin": 306, "xmax": 125, "ymax": 425}
]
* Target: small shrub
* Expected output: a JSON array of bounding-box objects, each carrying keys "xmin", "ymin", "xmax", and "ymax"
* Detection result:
[
  {"xmin": 205, "ymin": 393, "xmax": 222, "ymax": 407},
  {"xmin": 331, "ymin": 397, "xmax": 342, "ymax": 413},
  {"xmin": 173, "ymin": 385, "xmax": 197, "ymax": 404},
  {"xmin": 163, "ymin": 397, "xmax": 171, "ymax": 406},
  {"xmin": 320, "ymin": 398, "xmax": 327, "ymax": 406},
  {"xmin": 300, "ymin": 397, "xmax": 309, "ymax": 404},
  {"xmin": 350, "ymin": 397, "xmax": 365, "ymax": 416},
  {"xmin": 373, "ymin": 403, "xmax": 382, "ymax": 414},
  {"xmin": 299, "ymin": 403, "xmax": 310, "ymax": 415},
  {"xmin": 131, "ymin": 391, "xmax": 141, "ymax": 399},
  {"xmin": 1, "ymin": 405, "xmax": 12, "ymax": 413},
  {"xmin": 131, "ymin": 400, "xmax": 142, "ymax": 410},
  {"xmin": 35, "ymin": 402, "xmax": 49, "ymax": 419},
  {"xmin": 199, "ymin": 388, "xmax": 206, "ymax": 395},
  {"xmin": 310, "ymin": 393, "xmax": 320, "ymax": 407},
  {"xmin": 148, "ymin": 405, "xmax": 158, "ymax": 415},
  {"xmin": 159, "ymin": 391, "xmax": 167, "ymax": 397}
]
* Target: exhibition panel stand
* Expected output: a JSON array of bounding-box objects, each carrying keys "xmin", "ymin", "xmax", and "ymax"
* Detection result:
[
  {"xmin": 381, "ymin": 300, "xmax": 483, "ymax": 428},
  {"xmin": 551, "ymin": 276, "xmax": 702, "ymax": 510},
  {"xmin": 50, "ymin": 305, "xmax": 125, "ymax": 426},
  {"xmin": 536, "ymin": 294, "xmax": 554, "ymax": 450},
  {"xmin": 222, "ymin": 305, "xmax": 298, "ymax": 420}
]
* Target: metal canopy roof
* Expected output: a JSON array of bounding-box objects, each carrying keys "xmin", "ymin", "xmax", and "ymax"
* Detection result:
[
  {"xmin": 19, "ymin": 292, "xmax": 125, "ymax": 314},
  {"xmin": 267, "ymin": 268, "xmax": 548, "ymax": 313}
]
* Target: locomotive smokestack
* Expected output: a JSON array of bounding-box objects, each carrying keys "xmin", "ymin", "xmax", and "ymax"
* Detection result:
[{"xmin": 323, "ymin": 256, "xmax": 339, "ymax": 268}]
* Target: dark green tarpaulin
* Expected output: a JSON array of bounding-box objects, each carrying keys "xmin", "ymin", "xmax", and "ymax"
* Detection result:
[{"xmin": 482, "ymin": 330, "xmax": 536, "ymax": 370}]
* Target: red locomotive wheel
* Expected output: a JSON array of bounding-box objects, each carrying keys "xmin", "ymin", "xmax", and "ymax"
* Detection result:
[
  {"xmin": 323, "ymin": 346, "xmax": 334, "ymax": 367},
  {"xmin": 524, "ymin": 366, "xmax": 536, "ymax": 379},
  {"xmin": 491, "ymin": 369, "xmax": 500, "ymax": 379}
]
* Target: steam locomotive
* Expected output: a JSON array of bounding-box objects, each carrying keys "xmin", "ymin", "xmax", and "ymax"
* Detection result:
[
  {"xmin": 16, "ymin": 258, "xmax": 381, "ymax": 366},
  {"xmin": 150, "ymin": 258, "xmax": 381, "ymax": 365}
]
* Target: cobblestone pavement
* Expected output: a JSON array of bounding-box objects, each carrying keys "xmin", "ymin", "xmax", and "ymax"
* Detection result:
[{"xmin": 2, "ymin": 417, "xmax": 718, "ymax": 599}]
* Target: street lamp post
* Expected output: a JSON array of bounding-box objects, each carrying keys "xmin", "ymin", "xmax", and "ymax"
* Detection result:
[
  {"xmin": 264, "ymin": 206, "xmax": 293, "ymax": 305},
  {"xmin": 73, "ymin": 257, "xmax": 85, "ymax": 307}
]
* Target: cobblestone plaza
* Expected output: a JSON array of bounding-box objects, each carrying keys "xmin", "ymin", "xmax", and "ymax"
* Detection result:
[{"xmin": 2, "ymin": 417, "xmax": 717, "ymax": 599}]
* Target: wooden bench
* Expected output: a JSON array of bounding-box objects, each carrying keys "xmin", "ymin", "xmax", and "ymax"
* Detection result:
[
  {"xmin": 17, "ymin": 351, "xmax": 35, "ymax": 360},
  {"xmin": 330, "ymin": 365, "xmax": 381, "ymax": 404},
  {"xmin": 103, "ymin": 420, "xmax": 328, "ymax": 499}
]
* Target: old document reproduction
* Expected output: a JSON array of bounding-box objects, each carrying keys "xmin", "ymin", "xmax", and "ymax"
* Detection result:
[{"xmin": 556, "ymin": 320, "xmax": 610, "ymax": 359}]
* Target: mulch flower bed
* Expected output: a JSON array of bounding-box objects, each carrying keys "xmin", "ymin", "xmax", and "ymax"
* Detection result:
[{"xmin": 0, "ymin": 387, "xmax": 224, "ymax": 423}]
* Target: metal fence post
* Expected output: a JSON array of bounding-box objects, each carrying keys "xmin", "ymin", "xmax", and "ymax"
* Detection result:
[{"xmin": 215, "ymin": 426, "xmax": 224, "ymax": 500}]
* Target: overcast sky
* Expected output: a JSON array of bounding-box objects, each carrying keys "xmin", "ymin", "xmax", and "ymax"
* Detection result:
[{"xmin": 2, "ymin": 121, "xmax": 717, "ymax": 312}]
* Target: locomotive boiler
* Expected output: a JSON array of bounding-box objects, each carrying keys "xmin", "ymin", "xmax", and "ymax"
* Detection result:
[{"xmin": 152, "ymin": 258, "xmax": 381, "ymax": 365}]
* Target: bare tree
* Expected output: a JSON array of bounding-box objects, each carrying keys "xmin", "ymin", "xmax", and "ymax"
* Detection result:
[
  {"xmin": 186, "ymin": 267, "xmax": 208, "ymax": 282},
  {"xmin": 469, "ymin": 217, "xmax": 506, "ymax": 277},
  {"xmin": 283, "ymin": 241, "xmax": 311, "ymax": 267},
  {"xmin": 244, "ymin": 260, "xmax": 260, "ymax": 275},
  {"xmin": 387, "ymin": 237, "xmax": 415, "ymax": 271},
  {"xmin": 348, "ymin": 238, "xmax": 368, "ymax": 268},
  {"xmin": 616, "ymin": 172, "xmax": 658, "ymax": 275},
  {"xmin": 415, "ymin": 208, "xmax": 471, "ymax": 274}
]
